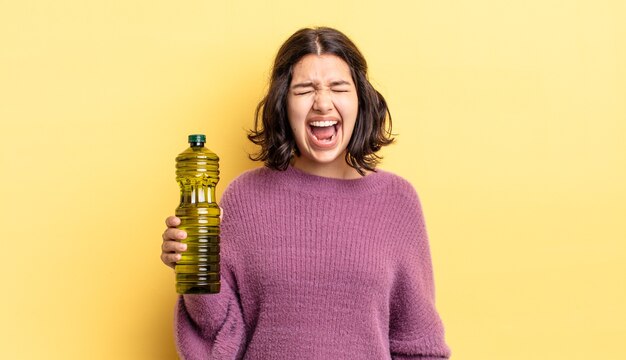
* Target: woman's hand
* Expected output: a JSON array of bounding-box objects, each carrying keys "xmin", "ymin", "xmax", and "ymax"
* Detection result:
[{"xmin": 161, "ymin": 216, "xmax": 187, "ymax": 269}]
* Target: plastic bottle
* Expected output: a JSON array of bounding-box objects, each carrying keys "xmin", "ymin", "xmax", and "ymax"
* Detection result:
[{"xmin": 174, "ymin": 134, "xmax": 221, "ymax": 294}]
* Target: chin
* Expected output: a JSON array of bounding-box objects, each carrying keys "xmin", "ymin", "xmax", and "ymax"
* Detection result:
[{"xmin": 309, "ymin": 150, "xmax": 347, "ymax": 165}]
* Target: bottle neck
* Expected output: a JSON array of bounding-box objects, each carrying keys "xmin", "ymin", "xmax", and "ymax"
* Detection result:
[{"xmin": 190, "ymin": 142, "xmax": 205, "ymax": 147}]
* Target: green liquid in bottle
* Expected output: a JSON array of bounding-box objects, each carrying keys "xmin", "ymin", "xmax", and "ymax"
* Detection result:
[{"xmin": 174, "ymin": 134, "xmax": 221, "ymax": 294}]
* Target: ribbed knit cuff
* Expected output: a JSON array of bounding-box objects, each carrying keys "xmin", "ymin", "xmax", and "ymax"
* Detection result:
[{"xmin": 389, "ymin": 334, "xmax": 451, "ymax": 360}]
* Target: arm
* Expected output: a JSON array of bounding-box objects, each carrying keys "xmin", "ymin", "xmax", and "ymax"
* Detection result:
[
  {"xmin": 175, "ymin": 260, "xmax": 245, "ymax": 360},
  {"xmin": 173, "ymin": 189, "xmax": 247, "ymax": 360},
  {"xmin": 389, "ymin": 188, "xmax": 450, "ymax": 360}
]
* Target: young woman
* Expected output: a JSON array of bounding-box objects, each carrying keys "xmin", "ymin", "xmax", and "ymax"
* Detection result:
[{"xmin": 161, "ymin": 27, "xmax": 451, "ymax": 360}]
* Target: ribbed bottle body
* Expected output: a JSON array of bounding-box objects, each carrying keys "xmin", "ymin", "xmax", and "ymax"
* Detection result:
[{"xmin": 174, "ymin": 137, "xmax": 221, "ymax": 294}]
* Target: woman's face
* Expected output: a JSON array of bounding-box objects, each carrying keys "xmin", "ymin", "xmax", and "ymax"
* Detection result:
[{"xmin": 286, "ymin": 54, "xmax": 359, "ymax": 176}]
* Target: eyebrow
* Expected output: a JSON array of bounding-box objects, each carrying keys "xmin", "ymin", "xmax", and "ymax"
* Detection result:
[
  {"xmin": 329, "ymin": 80, "xmax": 351, "ymax": 87},
  {"xmin": 291, "ymin": 82, "xmax": 314, "ymax": 89},
  {"xmin": 290, "ymin": 80, "xmax": 352, "ymax": 89}
]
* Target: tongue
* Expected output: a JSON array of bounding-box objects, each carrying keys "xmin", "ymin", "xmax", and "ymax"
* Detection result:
[{"xmin": 311, "ymin": 126, "xmax": 335, "ymax": 140}]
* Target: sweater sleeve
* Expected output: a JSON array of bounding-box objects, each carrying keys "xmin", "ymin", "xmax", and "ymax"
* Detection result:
[
  {"xmin": 174, "ymin": 260, "xmax": 245, "ymax": 360},
  {"xmin": 174, "ymin": 187, "xmax": 246, "ymax": 360},
  {"xmin": 389, "ymin": 185, "xmax": 451, "ymax": 360}
]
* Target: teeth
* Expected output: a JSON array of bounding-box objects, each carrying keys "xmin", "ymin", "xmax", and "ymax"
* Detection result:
[
  {"xmin": 315, "ymin": 133, "xmax": 336, "ymax": 142},
  {"xmin": 310, "ymin": 120, "xmax": 338, "ymax": 127}
]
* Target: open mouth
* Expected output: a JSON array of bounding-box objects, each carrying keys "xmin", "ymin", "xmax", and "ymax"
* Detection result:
[{"xmin": 308, "ymin": 120, "xmax": 340, "ymax": 146}]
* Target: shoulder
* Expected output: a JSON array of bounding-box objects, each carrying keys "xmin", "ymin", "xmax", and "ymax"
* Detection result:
[
  {"xmin": 374, "ymin": 168, "xmax": 423, "ymax": 207},
  {"xmin": 220, "ymin": 166, "xmax": 278, "ymax": 206},
  {"xmin": 373, "ymin": 170, "xmax": 430, "ymax": 251},
  {"xmin": 224, "ymin": 166, "xmax": 272, "ymax": 193},
  {"xmin": 371, "ymin": 169, "xmax": 427, "ymax": 227}
]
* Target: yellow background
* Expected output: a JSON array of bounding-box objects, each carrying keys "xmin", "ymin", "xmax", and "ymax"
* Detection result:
[{"xmin": 1, "ymin": 1, "xmax": 624, "ymax": 359}]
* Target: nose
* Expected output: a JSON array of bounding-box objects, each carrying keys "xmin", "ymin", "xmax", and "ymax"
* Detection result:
[{"xmin": 312, "ymin": 89, "xmax": 333, "ymax": 113}]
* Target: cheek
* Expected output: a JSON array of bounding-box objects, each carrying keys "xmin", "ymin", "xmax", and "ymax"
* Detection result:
[
  {"xmin": 334, "ymin": 95, "xmax": 359, "ymax": 122},
  {"xmin": 287, "ymin": 96, "xmax": 307, "ymax": 117},
  {"xmin": 286, "ymin": 100, "xmax": 299, "ymax": 131},
  {"xmin": 287, "ymin": 98, "xmax": 312, "ymax": 133}
]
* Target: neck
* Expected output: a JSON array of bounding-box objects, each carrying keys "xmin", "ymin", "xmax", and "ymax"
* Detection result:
[{"xmin": 291, "ymin": 155, "xmax": 367, "ymax": 179}]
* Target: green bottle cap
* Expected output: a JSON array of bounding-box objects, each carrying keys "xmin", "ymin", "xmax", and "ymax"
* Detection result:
[{"xmin": 188, "ymin": 134, "xmax": 206, "ymax": 144}]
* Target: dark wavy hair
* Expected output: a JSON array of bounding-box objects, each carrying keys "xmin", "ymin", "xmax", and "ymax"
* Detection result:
[{"xmin": 248, "ymin": 27, "xmax": 394, "ymax": 175}]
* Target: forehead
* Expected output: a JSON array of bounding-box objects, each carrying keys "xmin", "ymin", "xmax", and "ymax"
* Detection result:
[{"xmin": 291, "ymin": 54, "xmax": 352, "ymax": 82}]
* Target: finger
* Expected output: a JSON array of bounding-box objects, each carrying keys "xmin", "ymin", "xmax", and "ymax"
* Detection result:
[
  {"xmin": 219, "ymin": 206, "xmax": 224, "ymax": 221},
  {"xmin": 162, "ymin": 228, "xmax": 187, "ymax": 242},
  {"xmin": 165, "ymin": 216, "xmax": 181, "ymax": 228},
  {"xmin": 161, "ymin": 252, "xmax": 181, "ymax": 268},
  {"xmin": 161, "ymin": 240, "xmax": 187, "ymax": 253}
]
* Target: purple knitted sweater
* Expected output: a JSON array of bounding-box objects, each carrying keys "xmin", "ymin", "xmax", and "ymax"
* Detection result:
[{"xmin": 175, "ymin": 165, "xmax": 450, "ymax": 359}]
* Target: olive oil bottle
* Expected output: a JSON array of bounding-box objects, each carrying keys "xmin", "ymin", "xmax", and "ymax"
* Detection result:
[{"xmin": 175, "ymin": 134, "xmax": 221, "ymax": 294}]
